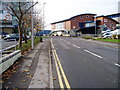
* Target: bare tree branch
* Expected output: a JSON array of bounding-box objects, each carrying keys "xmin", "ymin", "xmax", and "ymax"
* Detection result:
[
  {"xmin": 19, "ymin": 2, "xmax": 23, "ymax": 15},
  {"xmin": 23, "ymin": 2, "xmax": 38, "ymax": 15},
  {"xmin": 20, "ymin": 2, "xmax": 29, "ymax": 7},
  {"xmin": 9, "ymin": 5, "xmax": 19, "ymax": 20}
]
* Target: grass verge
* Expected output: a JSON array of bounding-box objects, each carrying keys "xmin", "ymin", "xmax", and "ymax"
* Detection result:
[
  {"xmin": 17, "ymin": 36, "xmax": 43, "ymax": 54},
  {"xmin": 93, "ymin": 38, "xmax": 120, "ymax": 43},
  {"xmin": 82, "ymin": 36, "xmax": 120, "ymax": 43}
]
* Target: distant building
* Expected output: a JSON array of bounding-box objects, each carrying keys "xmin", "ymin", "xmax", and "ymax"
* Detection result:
[
  {"xmin": 0, "ymin": 1, "xmax": 13, "ymax": 34},
  {"xmin": 96, "ymin": 16, "xmax": 119, "ymax": 30},
  {"xmin": 51, "ymin": 13, "xmax": 96, "ymax": 31},
  {"xmin": 51, "ymin": 13, "xmax": 96, "ymax": 36},
  {"xmin": 51, "ymin": 13, "xmax": 119, "ymax": 36},
  {"xmin": 36, "ymin": 30, "xmax": 51, "ymax": 36},
  {"xmin": 106, "ymin": 13, "xmax": 120, "ymax": 28}
]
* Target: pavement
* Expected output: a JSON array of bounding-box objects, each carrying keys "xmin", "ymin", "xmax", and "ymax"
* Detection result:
[{"xmin": 2, "ymin": 39, "xmax": 53, "ymax": 89}]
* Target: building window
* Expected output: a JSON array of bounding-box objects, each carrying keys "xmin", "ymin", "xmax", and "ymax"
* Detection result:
[
  {"xmin": 80, "ymin": 16, "xmax": 83, "ymax": 19},
  {"xmin": 73, "ymin": 26, "xmax": 75, "ymax": 29},
  {"xmin": 0, "ymin": 10, "xmax": 3, "ymax": 13},
  {"xmin": 104, "ymin": 23, "xmax": 107, "ymax": 27},
  {"xmin": 110, "ymin": 23, "xmax": 114, "ymax": 28},
  {"xmin": 86, "ymin": 15, "xmax": 89, "ymax": 18},
  {"xmin": 104, "ymin": 19, "xmax": 108, "ymax": 22},
  {"xmin": 73, "ymin": 18, "xmax": 76, "ymax": 21}
]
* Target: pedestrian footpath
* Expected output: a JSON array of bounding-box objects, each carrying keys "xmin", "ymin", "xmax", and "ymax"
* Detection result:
[{"xmin": 2, "ymin": 39, "xmax": 53, "ymax": 89}]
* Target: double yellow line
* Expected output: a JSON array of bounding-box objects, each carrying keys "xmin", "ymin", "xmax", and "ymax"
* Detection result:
[{"xmin": 51, "ymin": 39, "xmax": 71, "ymax": 89}]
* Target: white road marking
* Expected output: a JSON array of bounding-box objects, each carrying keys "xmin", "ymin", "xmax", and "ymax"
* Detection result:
[
  {"xmin": 84, "ymin": 49, "xmax": 103, "ymax": 59},
  {"xmin": 60, "ymin": 38, "xmax": 81, "ymax": 48},
  {"xmin": 72, "ymin": 44, "xmax": 81, "ymax": 48},
  {"xmin": 114, "ymin": 63, "xmax": 120, "ymax": 67}
]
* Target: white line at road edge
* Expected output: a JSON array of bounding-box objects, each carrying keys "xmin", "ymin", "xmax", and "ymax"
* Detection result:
[
  {"xmin": 114, "ymin": 63, "xmax": 120, "ymax": 67},
  {"xmin": 84, "ymin": 49, "xmax": 102, "ymax": 59}
]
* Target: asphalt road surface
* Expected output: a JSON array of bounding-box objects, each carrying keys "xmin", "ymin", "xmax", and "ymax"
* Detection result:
[
  {"xmin": 0, "ymin": 40, "xmax": 18, "ymax": 50},
  {"xmin": 51, "ymin": 37, "xmax": 119, "ymax": 89}
]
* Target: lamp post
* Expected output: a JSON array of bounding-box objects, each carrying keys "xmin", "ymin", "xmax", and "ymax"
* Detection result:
[
  {"xmin": 42, "ymin": 3, "xmax": 46, "ymax": 31},
  {"xmin": 95, "ymin": 15, "xmax": 97, "ymax": 37},
  {"xmin": 31, "ymin": 0, "xmax": 34, "ymax": 49}
]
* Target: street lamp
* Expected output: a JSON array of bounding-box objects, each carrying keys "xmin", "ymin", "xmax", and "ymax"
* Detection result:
[
  {"xmin": 31, "ymin": 0, "xmax": 34, "ymax": 49},
  {"xmin": 94, "ymin": 15, "xmax": 97, "ymax": 37},
  {"xmin": 42, "ymin": 3, "xmax": 46, "ymax": 31}
]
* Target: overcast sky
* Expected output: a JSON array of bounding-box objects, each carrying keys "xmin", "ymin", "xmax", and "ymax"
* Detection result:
[{"xmin": 38, "ymin": 0, "xmax": 119, "ymax": 29}]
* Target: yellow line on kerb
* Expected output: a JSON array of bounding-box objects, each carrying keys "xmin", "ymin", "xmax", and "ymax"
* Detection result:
[
  {"xmin": 51, "ymin": 39, "xmax": 71, "ymax": 89},
  {"xmin": 54, "ymin": 51, "xmax": 71, "ymax": 89},
  {"xmin": 53, "ymin": 50, "xmax": 64, "ymax": 89}
]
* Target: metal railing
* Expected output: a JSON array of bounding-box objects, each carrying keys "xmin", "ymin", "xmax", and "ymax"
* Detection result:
[
  {"xmin": 1, "ymin": 39, "xmax": 18, "ymax": 51},
  {"xmin": 0, "ymin": 39, "xmax": 18, "ymax": 58}
]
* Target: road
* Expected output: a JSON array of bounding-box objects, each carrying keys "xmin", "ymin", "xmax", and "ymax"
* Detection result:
[
  {"xmin": 0, "ymin": 40, "xmax": 18, "ymax": 50},
  {"xmin": 51, "ymin": 37, "xmax": 119, "ymax": 88}
]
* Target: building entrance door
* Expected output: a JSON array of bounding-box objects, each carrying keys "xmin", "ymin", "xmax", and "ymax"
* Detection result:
[{"xmin": 79, "ymin": 22, "xmax": 84, "ymax": 29}]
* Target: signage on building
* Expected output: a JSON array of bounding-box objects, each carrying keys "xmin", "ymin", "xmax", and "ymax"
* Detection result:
[
  {"xmin": 104, "ymin": 19, "xmax": 107, "ymax": 22},
  {"xmin": 3, "ymin": 9, "xmax": 12, "ymax": 20}
]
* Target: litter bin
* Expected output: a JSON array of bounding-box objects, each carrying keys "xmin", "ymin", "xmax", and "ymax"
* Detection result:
[{"xmin": 40, "ymin": 37, "xmax": 43, "ymax": 42}]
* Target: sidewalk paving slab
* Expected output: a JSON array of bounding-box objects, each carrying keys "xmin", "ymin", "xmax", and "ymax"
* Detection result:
[{"xmin": 2, "ymin": 39, "xmax": 53, "ymax": 89}]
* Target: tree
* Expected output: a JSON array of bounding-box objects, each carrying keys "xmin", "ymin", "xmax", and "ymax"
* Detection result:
[{"xmin": 7, "ymin": 1, "xmax": 38, "ymax": 48}]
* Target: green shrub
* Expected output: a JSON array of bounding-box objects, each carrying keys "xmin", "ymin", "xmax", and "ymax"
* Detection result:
[
  {"xmin": 112, "ymin": 34, "xmax": 117, "ymax": 39},
  {"xmin": 92, "ymin": 37, "xmax": 98, "ymax": 40},
  {"xmin": 118, "ymin": 34, "xmax": 120, "ymax": 39},
  {"xmin": 17, "ymin": 36, "xmax": 40, "ymax": 51},
  {"xmin": 83, "ymin": 36, "xmax": 93, "ymax": 39}
]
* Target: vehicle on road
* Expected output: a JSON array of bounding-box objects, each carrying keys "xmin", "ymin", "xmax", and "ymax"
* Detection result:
[{"xmin": 4, "ymin": 34, "xmax": 19, "ymax": 41}]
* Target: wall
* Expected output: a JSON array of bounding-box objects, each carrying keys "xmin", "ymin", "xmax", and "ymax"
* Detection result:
[
  {"xmin": 51, "ymin": 14, "xmax": 95, "ymax": 31},
  {"xmin": 0, "ymin": 50, "xmax": 21, "ymax": 75},
  {"xmin": 55, "ymin": 22, "xmax": 64, "ymax": 30},
  {"xmin": 2, "ymin": 27, "xmax": 13, "ymax": 33},
  {"xmin": 96, "ymin": 17, "xmax": 117, "ymax": 30},
  {"xmin": 64, "ymin": 20, "xmax": 71, "ymax": 30},
  {"xmin": 71, "ymin": 15, "xmax": 95, "ymax": 30},
  {"xmin": 51, "ymin": 24, "xmax": 55, "ymax": 30}
]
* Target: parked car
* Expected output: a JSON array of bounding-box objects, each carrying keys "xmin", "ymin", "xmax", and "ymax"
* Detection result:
[
  {"xmin": 4, "ymin": 34, "xmax": 19, "ymax": 41},
  {"xmin": 0, "ymin": 32, "xmax": 8, "ymax": 38},
  {"xmin": 103, "ymin": 33, "xmax": 112, "ymax": 38},
  {"xmin": 4, "ymin": 33, "xmax": 30, "ymax": 41},
  {"xmin": 111, "ymin": 29, "xmax": 120, "ymax": 35},
  {"xmin": 101, "ymin": 28, "xmax": 112, "ymax": 38}
]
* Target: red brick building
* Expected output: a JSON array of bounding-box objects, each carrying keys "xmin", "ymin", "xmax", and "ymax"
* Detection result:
[
  {"xmin": 51, "ymin": 13, "xmax": 119, "ymax": 36},
  {"xmin": 96, "ymin": 16, "xmax": 119, "ymax": 30},
  {"xmin": 51, "ymin": 13, "xmax": 96, "ymax": 31}
]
